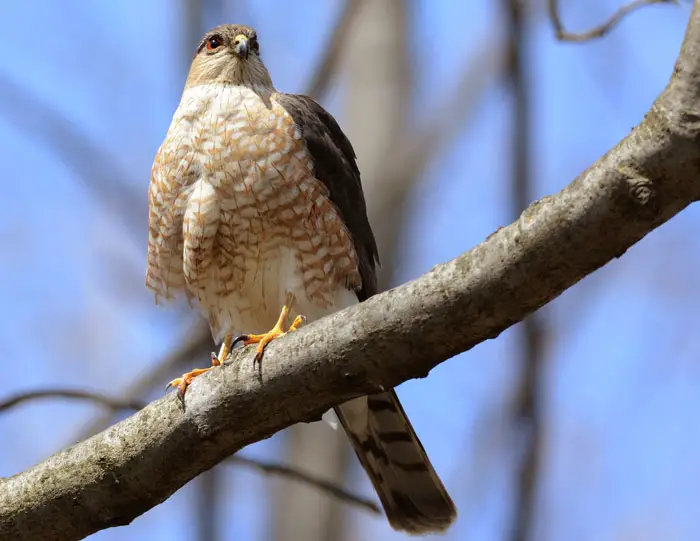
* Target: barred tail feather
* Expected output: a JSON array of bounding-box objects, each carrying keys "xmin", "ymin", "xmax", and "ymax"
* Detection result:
[{"xmin": 335, "ymin": 390, "xmax": 456, "ymax": 533}]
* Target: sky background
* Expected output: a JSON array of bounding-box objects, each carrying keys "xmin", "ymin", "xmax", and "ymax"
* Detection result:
[{"xmin": 1, "ymin": 1, "xmax": 699, "ymax": 540}]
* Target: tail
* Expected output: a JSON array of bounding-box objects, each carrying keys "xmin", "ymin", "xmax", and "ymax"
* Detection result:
[{"xmin": 335, "ymin": 390, "xmax": 457, "ymax": 533}]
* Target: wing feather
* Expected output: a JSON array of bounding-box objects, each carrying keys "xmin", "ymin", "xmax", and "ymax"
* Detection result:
[{"xmin": 275, "ymin": 93, "xmax": 379, "ymax": 300}]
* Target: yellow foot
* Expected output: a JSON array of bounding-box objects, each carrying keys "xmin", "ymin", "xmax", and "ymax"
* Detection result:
[
  {"xmin": 166, "ymin": 335, "xmax": 233, "ymax": 404},
  {"xmin": 232, "ymin": 300, "xmax": 305, "ymax": 365}
]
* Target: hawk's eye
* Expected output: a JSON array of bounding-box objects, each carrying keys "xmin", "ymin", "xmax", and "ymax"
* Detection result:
[{"xmin": 206, "ymin": 36, "xmax": 223, "ymax": 51}]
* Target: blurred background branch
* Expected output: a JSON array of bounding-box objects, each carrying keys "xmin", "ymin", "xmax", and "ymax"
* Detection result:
[
  {"xmin": 547, "ymin": 0, "xmax": 678, "ymax": 41},
  {"xmin": 305, "ymin": 0, "xmax": 364, "ymax": 99},
  {"xmin": 0, "ymin": 73, "xmax": 145, "ymax": 242},
  {"xmin": 502, "ymin": 2, "xmax": 546, "ymax": 541}
]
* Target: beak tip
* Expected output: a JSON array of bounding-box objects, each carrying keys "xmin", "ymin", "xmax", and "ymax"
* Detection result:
[{"xmin": 233, "ymin": 36, "xmax": 249, "ymax": 59}]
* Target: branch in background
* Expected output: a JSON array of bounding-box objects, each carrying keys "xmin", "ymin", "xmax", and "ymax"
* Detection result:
[
  {"xmin": 305, "ymin": 0, "xmax": 364, "ymax": 99},
  {"xmin": 0, "ymin": 390, "xmax": 144, "ymax": 413},
  {"xmin": 74, "ymin": 318, "xmax": 212, "ymax": 441},
  {"xmin": 0, "ymin": 388, "xmax": 379, "ymax": 514},
  {"xmin": 547, "ymin": 0, "xmax": 678, "ymax": 42},
  {"xmin": 4, "ymin": 11, "xmax": 700, "ymax": 527},
  {"xmin": 231, "ymin": 456, "xmax": 379, "ymax": 514},
  {"xmin": 0, "ymin": 73, "xmax": 145, "ymax": 242},
  {"xmin": 366, "ymin": 39, "xmax": 506, "ymax": 217},
  {"xmin": 366, "ymin": 38, "xmax": 506, "ymax": 289},
  {"xmin": 503, "ymin": 1, "xmax": 545, "ymax": 540}
]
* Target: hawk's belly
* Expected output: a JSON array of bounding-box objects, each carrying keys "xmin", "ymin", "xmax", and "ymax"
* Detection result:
[{"xmin": 172, "ymin": 84, "xmax": 360, "ymax": 341}]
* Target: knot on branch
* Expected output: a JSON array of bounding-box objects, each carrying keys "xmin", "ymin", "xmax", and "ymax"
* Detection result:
[
  {"xmin": 620, "ymin": 174, "xmax": 660, "ymax": 222},
  {"xmin": 628, "ymin": 177, "xmax": 656, "ymax": 207}
]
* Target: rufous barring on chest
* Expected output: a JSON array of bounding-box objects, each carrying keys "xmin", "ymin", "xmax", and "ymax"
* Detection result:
[{"xmin": 147, "ymin": 83, "xmax": 361, "ymax": 314}]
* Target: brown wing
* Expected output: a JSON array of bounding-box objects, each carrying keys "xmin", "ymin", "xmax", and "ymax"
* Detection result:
[
  {"xmin": 276, "ymin": 93, "xmax": 379, "ymax": 301},
  {"xmin": 278, "ymin": 94, "xmax": 456, "ymax": 534}
]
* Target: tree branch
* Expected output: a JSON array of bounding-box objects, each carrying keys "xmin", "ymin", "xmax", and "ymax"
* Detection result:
[
  {"xmin": 5, "ymin": 2, "xmax": 700, "ymax": 538},
  {"xmin": 0, "ymin": 390, "xmax": 143, "ymax": 413},
  {"xmin": 229, "ymin": 456, "xmax": 379, "ymax": 514},
  {"xmin": 547, "ymin": 0, "xmax": 677, "ymax": 42},
  {"xmin": 0, "ymin": 389, "xmax": 380, "ymax": 514}
]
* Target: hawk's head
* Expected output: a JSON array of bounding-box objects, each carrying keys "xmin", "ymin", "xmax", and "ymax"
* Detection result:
[{"xmin": 186, "ymin": 24, "xmax": 273, "ymax": 90}]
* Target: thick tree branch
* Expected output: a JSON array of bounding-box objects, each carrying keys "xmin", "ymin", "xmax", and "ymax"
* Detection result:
[
  {"xmin": 0, "ymin": 389, "xmax": 380, "ymax": 514},
  {"xmin": 5, "ymin": 3, "xmax": 700, "ymax": 539},
  {"xmin": 547, "ymin": 0, "xmax": 677, "ymax": 42}
]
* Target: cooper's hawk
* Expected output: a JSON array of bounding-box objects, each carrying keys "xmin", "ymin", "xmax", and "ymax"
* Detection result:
[{"xmin": 146, "ymin": 24, "xmax": 456, "ymax": 533}]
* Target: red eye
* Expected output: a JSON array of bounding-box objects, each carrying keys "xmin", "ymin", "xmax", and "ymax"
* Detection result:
[{"xmin": 206, "ymin": 36, "xmax": 222, "ymax": 51}]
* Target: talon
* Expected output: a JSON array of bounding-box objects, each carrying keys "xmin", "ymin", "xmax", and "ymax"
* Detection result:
[
  {"xmin": 239, "ymin": 298, "xmax": 305, "ymax": 366},
  {"xmin": 289, "ymin": 315, "xmax": 305, "ymax": 331},
  {"xmin": 165, "ymin": 334, "xmax": 233, "ymax": 403},
  {"xmin": 176, "ymin": 383, "xmax": 187, "ymax": 406},
  {"xmin": 165, "ymin": 378, "xmax": 182, "ymax": 392},
  {"xmin": 165, "ymin": 367, "xmax": 211, "ymax": 401},
  {"xmin": 232, "ymin": 334, "xmax": 250, "ymax": 348}
]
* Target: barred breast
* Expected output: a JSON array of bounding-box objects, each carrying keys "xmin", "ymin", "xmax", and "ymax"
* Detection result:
[{"xmin": 146, "ymin": 83, "xmax": 361, "ymax": 340}]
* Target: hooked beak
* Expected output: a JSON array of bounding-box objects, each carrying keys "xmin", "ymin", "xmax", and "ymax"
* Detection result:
[{"xmin": 233, "ymin": 34, "xmax": 249, "ymax": 59}]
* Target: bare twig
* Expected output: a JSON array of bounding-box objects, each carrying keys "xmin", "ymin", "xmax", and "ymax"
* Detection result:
[
  {"xmin": 0, "ymin": 388, "xmax": 380, "ymax": 513},
  {"xmin": 230, "ymin": 456, "xmax": 379, "ymax": 513},
  {"xmin": 547, "ymin": 0, "xmax": 678, "ymax": 42},
  {"xmin": 0, "ymin": 390, "xmax": 144, "ymax": 413},
  {"xmin": 305, "ymin": 0, "xmax": 364, "ymax": 98}
]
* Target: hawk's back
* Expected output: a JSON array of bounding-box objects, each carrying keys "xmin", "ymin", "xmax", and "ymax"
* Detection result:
[{"xmin": 147, "ymin": 83, "xmax": 361, "ymax": 340}]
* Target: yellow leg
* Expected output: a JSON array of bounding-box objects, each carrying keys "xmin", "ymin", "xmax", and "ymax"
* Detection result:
[
  {"xmin": 216, "ymin": 334, "xmax": 234, "ymax": 364},
  {"xmin": 166, "ymin": 333, "xmax": 233, "ymax": 403},
  {"xmin": 232, "ymin": 292, "xmax": 305, "ymax": 364}
]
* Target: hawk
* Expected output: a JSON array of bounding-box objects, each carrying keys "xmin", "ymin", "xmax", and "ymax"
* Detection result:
[{"xmin": 146, "ymin": 24, "xmax": 456, "ymax": 533}]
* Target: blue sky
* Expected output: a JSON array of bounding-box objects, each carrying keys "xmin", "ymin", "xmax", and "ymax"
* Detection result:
[{"xmin": 1, "ymin": 1, "xmax": 699, "ymax": 540}]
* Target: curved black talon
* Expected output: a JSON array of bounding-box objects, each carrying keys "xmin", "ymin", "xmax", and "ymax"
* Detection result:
[{"xmin": 231, "ymin": 334, "xmax": 250, "ymax": 348}]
